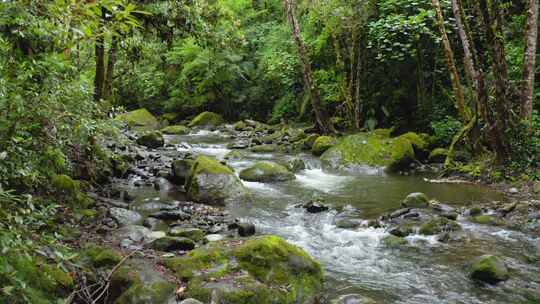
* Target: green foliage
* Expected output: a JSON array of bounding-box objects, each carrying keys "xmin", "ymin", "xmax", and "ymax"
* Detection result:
[{"xmin": 430, "ymin": 116, "xmax": 462, "ymax": 147}]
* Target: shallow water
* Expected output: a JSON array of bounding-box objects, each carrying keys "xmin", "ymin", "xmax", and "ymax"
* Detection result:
[{"xmin": 138, "ymin": 129, "xmax": 540, "ymax": 303}]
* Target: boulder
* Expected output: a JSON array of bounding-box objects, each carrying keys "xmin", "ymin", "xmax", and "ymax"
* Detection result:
[
  {"xmin": 161, "ymin": 125, "xmax": 190, "ymax": 135},
  {"xmin": 168, "ymin": 227, "xmax": 205, "ymax": 242},
  {"xmin": 115, "ymin": 281, "xmax": 176, "ymax": 304},
  {"xmin": 301, "ymin": 201, "xmax": 330, "ymax": 213},
  {"xmin": 321, "ymin": 132, "xmax": 424, "ymax": 172},
  {"xmin": 110, "ymin": 208, "xmax": 143, "ymax": 226},
  {"xmin": 470, "ymin": 255, "xmax": 509, "ymax": 284},
  {"xmin": 418, "ymin": 217, "xmax": 461, "ymax": 235},
  {"xmin": 188, "ymin": 112, "xmax": 224, "ymax": 127},
  {"xmin": 116, "ymin": 108, "xmax": 159, "ymax": 129},
  {"xmin": 149, "ymin": 236, "xmax": 196, "ymax": 251},
  {"xmin": 287, "ymin": 158, "xmax": 306, "ymax": 173},
  {"xmin": 136, "ymin": 132, "xmax": 164, "ymax": 149},
  {"xmin": 186, "ymin": 156, "xmax": 249, "ymax": 206},
  {"xmin": 237, "ymin": 222, "xmax": 256, "ymax": 237},
  {"xmin": 312, "ymin": 136, "xmax": 336, "ymax": 156},
  {"xmin": 401, "ymin": 192, "xmax": 429, "ymax": 208},
  {"xmin": 84, "ymin": 245, "xmax": 122, "ymax": 268},
  {"xmin": 239, "ymin": 161, "xmax": 295, "ymax": 183},
  {"xmin": 164, "ymin": 235, "xmax": 323, "ymax": 303},
  {"xmin": 250, "ymin": 144, "xmax": 278, "ymax": 153}
]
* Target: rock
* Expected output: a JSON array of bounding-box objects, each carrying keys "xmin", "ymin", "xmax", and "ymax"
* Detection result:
[
  {"xmin": 186, "ymin": 156, "xmax": 250, "ymax": 206},
  {"xmin": 123, "ymin": 191, "xmax": 135, "ymax": 203},
  {"xmin": 149, "ymin": 236, "xmax": 196, "ymax": 251},
  {"xmin": 287, "ymin": 158, "xmax": 306, "ymax": 173},
  {"xmin": 233, "ymin": 121, "xmax": 250, "ymax": 131},
  {"xmin": 468, "ymin": 206, "xmax": 483, "ymax": 216},
  {"xmin": 335, "ymin": 218, "xmax": 362, "ymax": 229},
  {"xmin": 116, "ymin": 225, "xmax": 153, "ymax": 243},
  {"xmin": 382, "ymin": 235, "xmax": 408, "ymax": 247},
  {"xmin": 168, "ymin": 227, "xmax": 205, "ymax": 241},
  {"xmin": 237, "ymin": 223, "xmax": 256, "ymax": 237},
  {"xmin": 401, "ymin": 192, "xmax": 429, "ymax": 208},
  {"xmin": 390, "ymin": 208, "xmax": 410, "ymax": 218},
  {"xmin": 180, "ymin": 299, "xmax": 204, "ymax": 304},
  {"xmin": 472, "ymin": 215, "xmax": 501, "ymax": 226},
  {"xmin": 302, "ymin": 134, "xmax": 319, "ymax": 150},
  {"xmin": 470, "ymin": 255, "xmax": 509, "ymax": 284},
  {"xmin": 170, "ymin": 159, "xmax": 194, "ymax": 185},
  {"xmin": 223, "ymin": 150, "xmax": 244, "ymax": 160},
  {"xmin": 418, "ymin": 217, "xmax": 461, "ymax": 235},
  {"xmin": 136, "ymin": 131, "xmax": 164, "ymax": 149},
  {"xmin": 388, "ymin": 225, "xmax": 413, "ymax": 237},
  {"xmin": 116, "ymin": 108, "xmax": 159, "ymax": 129},
  {"xmin": 143, "ymin": 218, "xmax": 165, "ymax": 230},
  {"xmin": 84, "ymin": 245, "xmax": 122, "ymax": 267},
  {"xmin": 312, "ymin": 136, "xmax": 337, "ymax": 156},
  {"xmin": 429, "ymin": 148, "xmax": 448, "ymax": 163},
  {"xmin": 508, "ymin": 187, "xmax": 519, "ymax": 194},
  {"xmin": 116, "ymin": 281, "xmax": 176, "ymax": 304},
  {"xmin": 302, "ymin": 201, "xmax": 330, "ymax": 213},
  {"xmin": 204, "ymin": 234, "xmax": 225, "ymax": 242},
  {"xmin": 164, "ymin": 235, "xmax": 323, "ymax": 302},
  {"xmin": 321, "ymin": 132, "xmax": 424, "ymax": 172},
  {"xmin": 161, "ymin": 125, "xmax": 190, "ymax": 135},
  {"xmin": 149, "ymin": 210, "xmax": 191, "ymax": 221},
  {"xmin": 110, "ymin": 208, "xmax": 142, "ymax": 226},
  {"xmin": 188, "ymin": 112, "xmax": 224, "ymax": 127},
  {"xmin": 239, "ymin": 161, "xmax": 295, "ymax": 183},
  {"xmin": 250, "ymin": 144, "xmax": 278, "ymax": 153}
]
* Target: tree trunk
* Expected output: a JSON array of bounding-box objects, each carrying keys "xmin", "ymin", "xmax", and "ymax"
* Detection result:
[
  {"xmin": 451, "ymin": 0, "xmax": 477, "ymax": 89},
  {"xmin": 103, "ymin": 35, "xmax": 118, "ymax": 101},
  {"xmin": 94, "ymin": 9, "xmax": 106, "ymax": 103},
  {"xmin": 432, "ymin": 0, "xmax": 470, "ymax": 122},
  {"xmin": 284, "ymin": 0, "xmax": 334, "ymax": 134},
  {"xmin": 521, "ymin": 0, "xmax": 538, "ymax": 120}
]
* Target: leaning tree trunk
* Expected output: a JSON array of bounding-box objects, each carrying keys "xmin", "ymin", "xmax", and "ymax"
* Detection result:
[
  {"xmin": 521, "ymin": 0, "xmax": 539, "ymax": 120},
  {"xmin": 284, "ymin": 0, "xmax": 334, "ymax": 134},
  {"xmin": 432, "ymin": 0, "xmax": 470, "ymax": 122},
  {"xmin": 103, "ymin": 35, "xmax": 118, "ymax": 100}
]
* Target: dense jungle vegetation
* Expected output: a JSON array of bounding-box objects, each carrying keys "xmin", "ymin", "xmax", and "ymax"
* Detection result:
[{"xmin": 0, "ymin": 0, "xmax": 538, "ymax": 303}]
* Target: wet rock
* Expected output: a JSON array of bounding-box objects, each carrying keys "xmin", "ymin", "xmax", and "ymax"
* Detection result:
[
  {"xmin": 136, "ymin": 131, "xmax": 164, "ymax": 149},
  {"xmin": 143, "ymin": 218, "xmax": 165, "ymax": 230},
  {"xmin": 186, "ymin": 155, "xmax": 250, "ymax": 206},
  {"xmin": 237, "ymin": 222, "xmax": 256, "ymax": 237},
  {"xmin": 223, "ymin": 150, "xmax": 244, "ymax": 160},
  {"xmin": 470, "ymin": 255, "xmax": 509, "ymax": 284},
  {"xmin": 188, "ymin": 111, "xmax": 224, "ymax": 127},
  {"xmin": 382, "ymin": 235, "xmax": 408, "ymax": 248},
  {"xmin": 180, "ymin": 299, "xmax": 204, "ymax": 304},
  {"xmin": 419, "ymin": 217, "xmax": 461, "ymax": 235},
  {"xmin": 471, "ymin": 215, "xmax": 501, "ymax": 226},
  {"xmin": 239, "ymin": 161, "xmax": 295, "ymax": 183},
  {"xmin": 312, "ymin": 136, "xmax": 336, "ymax": 156},
  {"xmin": 149, "ymin": 236, "xmax": 196, "ymax": 251},
  {"xmin": 335, "ymin": 218, "xmax": 362, "ymax": 229},
  {"xmin": 287, "ymin": 158, "xmax": 306, "ymax": 173},
  {"xmin": 226, "ymin": 141, "xmax": 249, "ymax": 149},
  {"xmin": 388, "ymin": 225, "xmax": 413, "ymax": 237},
  {"xmin": 390, "ymin": 208, "xmax": 410, "ymax": 218},
  {"xmin": 161, "ymin": 125, "xmax": 189, "ymax": 135},
  {"xmin": 136, "ymin": 202, "xmax": 178, "ymax": 212},
  {"xmin": 115, "ymin": 108, "xmax": 159, "ymax": 129},
  {"xmin": 110, "ymin": 207, "xmax": 142, "ymax": 226},
  {"xmin": 250, "ymin": 144, "xmax": 278, "ymax": 153},
  {"xmin": 401, "ymin": 192, "xmax": 429, "ymax": 208},
  {"xmin": 170, "ymin": 159, "xmax": 194, "ymax": 185},
  {"xmin": 149, "ymin": 210, "xmax": 191, "ymax": 221},
  {"xmin": 508, "ymin": 187, "xmax": 519, "ymax": 194},
  {"xmin": 116, "ymin": 281, "xmax": 176, "ymax": 304},
  {"xmin": 123, "ymin": 191, "xmax": 136, "ymax": 203},
  {"xmin": 168, "ymin": 227, "xmax": 205, "ymax": 241},
  {"xmin": 84, "ymin": 244, "xmax": 122, "ymax": 268},
  {"xmin": 301, "ymin": 200, "xmax": 330, "ymax": 213}
]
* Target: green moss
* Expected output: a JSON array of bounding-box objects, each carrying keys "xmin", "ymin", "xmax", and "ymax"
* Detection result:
[
  {"xmin": 311, "ymin": 136, "xmax": 336, "ymax": 156},
  {"xmin": 161, "ymin": 125, "xmax": 190, "ymax": 135},
  {"xmin": 42, "ymin": 264, "xmax": 74, "ymax": 289},
  {"xmin": 470, "ymin": 255, "xmax": 509, "ymax": 284},
  {"xmin": 320, "ymin": 132, "xmax": 416, "ymax": 171},
  {"xmin": 419, "ymin": 217, "xmax": 461, "ymax": 235},
  {"xmin": 168, "ymin": 227, "xmax": 205, "ymax": 241},
  {"xmin": 472, "ymin": 215, "xmax": 501, "ymax": 226},
  {"xmin": 165, "ymin": 243, "xmax": 230, "ymax": 280},
  {"xmin": 382, "ymin": 235, "xmax": 408, "ymax": 247},
  {"xmin": 239, "ymin": 162, "xmax": 295, "ymax": 182},
  {"xmin": 400, "ymin": 132, "xmax": 429, "ymax": 150},
  {"xmin": 234, "ymin": 121, "xmax": 249, "ymax": 131},
  {"xmin": 373, "ymin": 128, "xmax": 394, "ymax": 138},
  {"xmin": 116, "ymin": 108, "xmax": 158, "ymax": 129},
  {"xmin": 224, "ymin": 150, "xmax": 245, "ymax": 160},
  {"xmin": 51, "ymin": 174, "xmax": 80, "ymax": 194},
  {"xmin": 161, "ymin": 113, "xmax": 179, "ymax": 123},
  {"xmin": 250, "ymin": 144, "xmax": 278, "ymax": 153},
  {"xmin": 302, "ymin": 134, "xmax": 319, "ymax": 149},
  {"xmin": 429, "ymin": 148, "xmax": 448, "ymax": 163},
  {"xmin": 188, "ymin": 111, "xmax": 224, "ymax": 127},
  {"xmin": 115, "ymin": 281, "xmax": 175, "ymax": 304},
  {"xmin": 84, "ymin": 244, "xmax": 122, "ymax": 268},
  {"xmin": 136, "ymin": 131, "xmax": 164, "ymax": 148}
]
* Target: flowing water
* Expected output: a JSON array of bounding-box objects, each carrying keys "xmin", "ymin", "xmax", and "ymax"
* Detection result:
[{"xmin": 134, "ymin": 128, "xmax": 540, "ymax": 303}]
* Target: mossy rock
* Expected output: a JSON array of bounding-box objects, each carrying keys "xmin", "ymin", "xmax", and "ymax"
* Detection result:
[
  {"xmin": 429, "ymin": 148, "xmax": 449, "ymax": 163},
  {"xmin": 168, "ymin": 227, "xmax": 205, "ymax": 242},
  {"xmin": 224, "ymin": 150, "xmax": 245, "ymax": 160},
  {"xmin": 382, "ymin": 235, "xmax": 408, "ymax": 247},
  {"xmin": 472, "ymin": 215, "xmax": 502, "ymax": 226},
  {"xmin": 115, "ymin": 281, "xmax": 176, "ymax": 304},
  {"xmin": 401, "ymin": 192, "xmax": 429, "ymax": 208},
  {"xmin": 302, "ymin": 134, "xmax": 320, "ymax": 150},
  {"xmin": 234, "ymin": 121, "xmax": 250, "ymax": 131},
  {"xmin": 320, "ymin": 132, "xmax": 417, "ymax": 172},
  {"xmin": 287, "ymin": 158, "xmax": 306, "ymax": 173},
  {"xmin": 188, "ymin": 112, "xmax": 224, "ymax": 127},
  {"xmin": 84, "ymin": 244, "xmax": 123, "ymax": 267},
  {"xmin": 161, "ymin": 113, "xmax": 179, "ymax": 123},
  {"xmin": 161, "ymin": 125, "xmax": 190, "ymax": 135},
  {"xmin": 312, "ymin": 136, "xmax": 336, "ymax": 156},
  {"xmin": 419, "ymin": 217, "xmax": 461, "ymax": 235},
  {"xmin": 51, "ymin": 174, "xmax": 80, "ymax": 195},
  {"xmin": 110, "ymin": 266, "xmax": 142, "ymax": 301},
  {"xmin": 186, "ymin": 156, "xmax": 249, "ymax": 206},
  {"xmin": 171, "ymin": 159, "xmax": 194, "ymax": 185},
  {"xmin": 250, "ymin": 144, "xmax": 278, "ymax": 153},
  {"xmin": 165, "ymin": 236, "xmax": 324, "ymax": 303},
  {"xmin": 239, "ymin": 161, "xmax": 295, "ymax": 183},
  {"xmin": 149, "ymin": 236, "xmax": 196, "ymax": 251},
  {"xmin": 373, "ymin": 128, "xmax": 394, "ymax": 138},
  {"xmin": 470, "ymin": 255, "xmax": 509, "ymax": 284},
  {"xmin": 136, "ymin": 131, "xmax": 164, "ymax": 148},
  {"xmin": 116, "ymin": 109, "xmax": 159, "ymax": 129}
]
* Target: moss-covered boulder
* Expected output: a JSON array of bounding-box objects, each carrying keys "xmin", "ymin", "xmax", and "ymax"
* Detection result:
[
  {"xmin": 170, "ymin": 159, "xmax": 194, "ymax": 185},
  {"xmin": 250, "ymin": 144, "xmax": 278, "ymax": 153},
  {"xmin": 418, "ymin": 217, "xmax": 461, "ymax": 235},
  {"xmin": 234, "ymin": 120, "xmax": 251, "ymax": 131},
  {"xmin": 472, "ymin": 215, "xmax": 502, "ymax": 226},
  {"xmin": 401, "ymin": 192, "xmax": 429, "ymax": 208},
  {"xmin": 287, "ymin": 158, "xmax": 306, "ymax": 173},
  {"xmin": 302, "ymin": 134, "xmax": 320, "ymax": 150},
  {"xmin": 470, "ymin": 255, "xmax": 509, "ymax": 284},
  {"xmin": 320, "ymin": 132, "xmax": 419, "ymax": 172},
  {"xmin": 168, "ymin": 227, "xmax": 205, "ymax": 242},
  {"xmin": 188, "ymin": 112, "xmax": 224, "ymax": 127},
  {"xmin": 312, "ymin": 136, "xmax": 336, "ymax": 156},
  {"xmin": 115, "ymin": 281, "xmax": 176, "ymax": 304},
  {"xmin": 136, "ymin": 131, "xmax": 164, "ymax": 149},
  {"xmin": 161, "ymin": 125, "xmax": 190, "ymax": 135},
  {"xmin": 239, "ymin": 162, "xmax": 295, "ymax": 183},
  {"xmin": 149, "ymin": 236, "xmax": 196, "ymax": 251},
  {"xmin": 382, "ymin": 235, "xmax": 408, "ymax": 247},
  {"xmin": 84, "ymin": 244, "xmax": 122, "ymax": 268},
  {"xmin": 165, "ymin": 235, "xmax": 323, "ymax": 303},
  {"xmin": 186, "ymin": 156, "xmax": 249, "ymax": 206},
  {"xmin": 116, "ymin": 109, "xmax": 159, "ymax": 129}
]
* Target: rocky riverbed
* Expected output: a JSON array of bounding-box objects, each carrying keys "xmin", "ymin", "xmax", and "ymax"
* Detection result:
[{"xmin": 75, "ymin": 110, "xmax": 540, "ymax": 304}]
